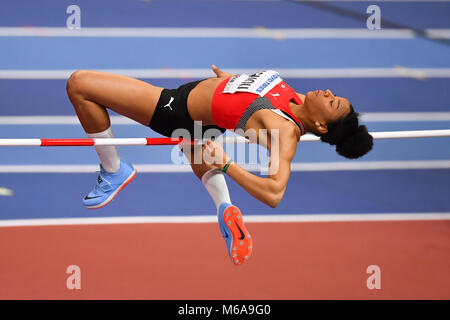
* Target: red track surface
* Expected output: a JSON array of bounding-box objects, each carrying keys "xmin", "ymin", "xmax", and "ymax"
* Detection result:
[{"xmin": 1, "ymin": 220, "xmax": 449, "ymax": 299}]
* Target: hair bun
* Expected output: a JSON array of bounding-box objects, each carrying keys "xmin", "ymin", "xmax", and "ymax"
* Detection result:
[{"xmin": 336, "ymin": 125, "xmax": 373, "ymax": 159}]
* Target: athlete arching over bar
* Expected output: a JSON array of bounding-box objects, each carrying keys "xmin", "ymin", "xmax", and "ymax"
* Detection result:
[{"xmin": 66, "ymin": 66, "xmax": 373, "ymax": 266}]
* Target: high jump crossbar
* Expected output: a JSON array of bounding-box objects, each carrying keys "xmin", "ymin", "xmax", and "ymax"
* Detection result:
[{"xmin": 0, "ymin": 129, "xmax": 449, "ymax": 147}]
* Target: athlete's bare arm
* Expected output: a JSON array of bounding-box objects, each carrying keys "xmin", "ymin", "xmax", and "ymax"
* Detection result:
[{"xmin": 204, "ymin": 123, "xmax": 298, "ymax": 208}]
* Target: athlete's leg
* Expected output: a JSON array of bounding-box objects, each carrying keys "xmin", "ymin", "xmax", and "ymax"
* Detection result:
[
  {"xmin": 66, "ymin": 70, "xmax": 163, "ymax": 208},
  {"xmin": 66, "ymin": 70, "xmax": 163, "ymax": 133},
  {"xmin": 180, "ymin": 144, "xmax": 231, "ymax": 212},
  {"xmin": 67, "ymin": 70, "xmax": 163, "ymax": 173},
  {"xmin": 181, "ymin": 144, "xmax": 252, "ymax": 266}
]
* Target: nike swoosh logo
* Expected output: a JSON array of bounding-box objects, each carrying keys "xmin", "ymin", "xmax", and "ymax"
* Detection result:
[
  {"xmin": 222, "ymin": 226, "xmax": 229, "ymax": 238},
  {"xmin": 236, "ymin": 222, "xmax": 245, "ymax": 240},
  {"xmin": 84, "ymin": 195, "xmax": 102, "ymax": 200}
]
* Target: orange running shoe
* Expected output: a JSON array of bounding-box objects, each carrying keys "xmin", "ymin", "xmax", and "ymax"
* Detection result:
[{"xmin": 218, "ymin": 203, "xmax": 253, "ymax": 266}]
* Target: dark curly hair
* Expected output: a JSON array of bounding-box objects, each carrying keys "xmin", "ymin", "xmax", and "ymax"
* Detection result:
[{"xmin": 319, "ymin": 105, "xmax": 373, "ymax": 159}]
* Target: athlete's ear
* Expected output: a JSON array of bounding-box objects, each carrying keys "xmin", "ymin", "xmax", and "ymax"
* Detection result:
[{"xmin": 314, "ymin": 121, "xmax": 328, "ymax": 134}]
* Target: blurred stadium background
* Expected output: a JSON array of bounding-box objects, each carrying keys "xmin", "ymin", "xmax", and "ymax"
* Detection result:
[{"xmin": 0, "ymin": 0, "xmax": 449, "ymax": 299}]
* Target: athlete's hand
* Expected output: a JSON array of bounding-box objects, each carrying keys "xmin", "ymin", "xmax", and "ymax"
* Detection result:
[
  {"xmin": 203, "ymin": 140, "xmax": 230, "ymax": 169},
  {"xmin": 212, "ymin": 65, "xmax": 232, "ymax": 78}
]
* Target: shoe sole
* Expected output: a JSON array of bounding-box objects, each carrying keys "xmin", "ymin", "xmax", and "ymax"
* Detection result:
[
  {"xmin": 86, "ymin": 168, "xmax": 137, "ymax": 210},
  {"xmin": 221, "ymin": 205, "xmax": 253, "ymax": 266}
]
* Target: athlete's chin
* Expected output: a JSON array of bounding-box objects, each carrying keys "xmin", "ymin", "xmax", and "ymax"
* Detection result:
[{"xmin": 305, "ymin": 91, "xmax": 315, "ymax": 101}]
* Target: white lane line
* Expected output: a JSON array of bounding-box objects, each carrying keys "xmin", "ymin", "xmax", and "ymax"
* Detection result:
[
  {"xmin": 0, "ymin": 161, "xmax": 449, "ymax": 173},
  {"xmin": 1, "ymin": 113, "xmax": 450, "ymax": 125},
  {"xmin": 1, "ymin": 68, "xmax": 450, "ymax": 79},
  {"xmin": 360, "ymin": 112, "xmax": 450, "ymax": 122},
  {"xmin": 1, "ymin": 27, "xmax": 449, "ymax": 39},
  {"xmin": 0, "ymin": 116, "xmax": 138, "ymax": 125},
  {"xmin": 0, "ymin": 27, "xmax": 448, "ymax": 39},
  {"xmin": 0, "ymin": 27, "xmax": 441, "ymax": 39},
  {"xmin": 0, "ymin": 213, "xmax": 449, "ymax": 228},
  {"xmin": 289, "ymin": 160, "xmax": 450, "ymax": 171},
  {"xmin": 293, "ymin": 0, "xmax": 450, "ymax": 2}
]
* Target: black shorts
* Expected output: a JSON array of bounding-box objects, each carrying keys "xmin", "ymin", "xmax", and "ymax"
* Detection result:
[{"xmin": 149, "ymin": 80, "xmax": 226, "ymax": 140}]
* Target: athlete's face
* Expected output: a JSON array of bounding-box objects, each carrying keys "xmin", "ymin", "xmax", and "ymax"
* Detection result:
[{"xmin": 304, "ymin": 89, "xmax": 351, "ymax": 128}]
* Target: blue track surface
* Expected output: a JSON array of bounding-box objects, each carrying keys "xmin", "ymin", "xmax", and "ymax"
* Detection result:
[
  {"xmin": 2, "ymin": 38, "xmax": 449, "ymax": 69},
  {"xmin": 0, "ymin": 1, "xmax": 449, "ymax": 220},
  {"xmin": 1, "ymin": 78, "xmax": 450, "ymax": 115},
  {"xmin": 1, "ymin": 1, "xmax": 449, "ymax": 28},
  {"xmin": 1, "ymin": 170, "xmax": 449, "ymax": 219}
]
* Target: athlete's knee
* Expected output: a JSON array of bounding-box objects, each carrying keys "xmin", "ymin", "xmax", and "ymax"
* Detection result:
[{"xmin": 66, "ymin": 70, "xmax": 92, "ymax": 99}]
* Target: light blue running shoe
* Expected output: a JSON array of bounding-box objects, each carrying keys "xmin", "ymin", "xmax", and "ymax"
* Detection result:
[
  {"xmin": 83, "ymin": 160, "xmax": 136, "ymax": 209},
  {"xmin": 218, "ymin": 202, "xmax": 253, "ymax": 266}
]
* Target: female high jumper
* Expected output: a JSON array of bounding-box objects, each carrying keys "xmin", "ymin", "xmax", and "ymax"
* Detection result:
[{"xmin": 66, "ymin": 66, "xmax": 373, "ymax": 266}]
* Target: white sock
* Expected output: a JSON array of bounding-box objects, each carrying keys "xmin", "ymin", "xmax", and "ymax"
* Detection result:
[
  {"xmin": 201, "ymin": 168, "xmax": 232, "ymax": 213},
  {"xmin": 87, "ymin": 127, "xmax": 121, "ymax": 173}
]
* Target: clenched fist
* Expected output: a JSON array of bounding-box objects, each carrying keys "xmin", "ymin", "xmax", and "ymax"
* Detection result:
[{"xmin": 203, "ymin": 140, "xmax": 230, "ymax": 169}]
